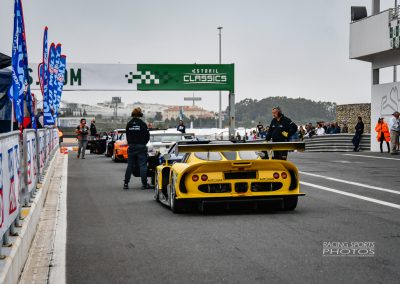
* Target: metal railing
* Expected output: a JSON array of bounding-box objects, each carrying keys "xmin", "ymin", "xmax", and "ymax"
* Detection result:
[{"xmin": 304, "ymin": 134, "xmax": 371, "ymax": 152}]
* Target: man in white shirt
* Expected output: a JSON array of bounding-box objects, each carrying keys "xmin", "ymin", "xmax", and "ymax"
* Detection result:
[
  {"xmin": 316, "ymin": 123, "xmax": 325, "ymax": 136},
  {"xmin": 389, "ymin": 111, "xmax": 400, "ymax": 154}
]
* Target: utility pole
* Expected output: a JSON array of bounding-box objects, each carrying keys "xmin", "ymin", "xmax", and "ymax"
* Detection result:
[{"xmin": 218, "ymin": 26, "xmax": 223, "ymax": 129}]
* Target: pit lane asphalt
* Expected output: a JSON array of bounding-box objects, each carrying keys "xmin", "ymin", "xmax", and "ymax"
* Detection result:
[{"xmin": 66, "ymin": 152, "xmax": 400, "ymax": 284}]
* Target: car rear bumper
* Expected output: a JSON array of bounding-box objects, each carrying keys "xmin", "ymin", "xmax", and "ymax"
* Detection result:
[{"xmin": 177, "ymin": 193, "xmax": 305, "ymax": 204}]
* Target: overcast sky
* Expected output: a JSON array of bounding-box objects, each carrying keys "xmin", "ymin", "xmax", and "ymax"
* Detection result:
[{"xmin": 0, "ymin": 0, "xmax": 397, "ymax": 111}]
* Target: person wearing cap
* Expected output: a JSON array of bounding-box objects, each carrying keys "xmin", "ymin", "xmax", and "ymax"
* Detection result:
[
  {"xmin": 389, "ymin": 111, "xmax": 400, "ymax": 154},
  {"xmin": 265, "ymin": 107, "xmax": 297, "ymax": 160},
  {"xmin": 124, "ymin": 107, "xmax": 151, "ymax": 190},
  {"xmin": 374, "ymin": 117, "xmax": 390, "ymax": 153}
]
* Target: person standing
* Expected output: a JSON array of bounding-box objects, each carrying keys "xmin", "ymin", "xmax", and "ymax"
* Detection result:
[
  {"xmin": 75, "ymin": 118, "xmax": 89, "ymax": 159},
  {"xmin": 352, "ymin": 116, "xmax": 364, "ymax": 152},
  {"xmin": 90, "ymin": 119, "xmax": 97, "ymax": 137},
  {"xmin": 256, "ymin": 122, "xmax": 264, "ymax": 137},
  {"xmin": 298, "ymin": 126, "xmax": 306, "ymax": 141},
  {"xmin": 177, "ymin": 120, "xmax": 186, "ymax": 133},
  {"xmin": 265, "ymin": 107, "xmax": 297, "ymax": 160},
  {"xmin": 389, "ymin": 111, "xmax": 400, "ymax": 155},
  {"xmin": 316, "ymin": 123, "xmax": 326, "ymax": 136},
  {"xmin": 375, "ymin": 118, "xmax": 391, "ymax": 153},
  {"xmin": 124, "ymin": 108, "xmax": 151, "ymax": 190},
  {"xmin": 235, "ymin": 132, "xmax": 241, "ymax": 141}
]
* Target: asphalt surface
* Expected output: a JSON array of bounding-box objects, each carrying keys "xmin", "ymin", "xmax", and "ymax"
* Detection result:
[{"xmin": 66, "ymin": 151, "xmax": 400, "ymax": 284}]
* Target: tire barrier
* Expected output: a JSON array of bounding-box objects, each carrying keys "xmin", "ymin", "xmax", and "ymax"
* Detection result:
[
  {"xmin": 0, "ymin": 128, "xmax": 59, "ymax": 257},
  {"xmin": 304, "ymin": 134, "xmax": 371, "ymax": 152}
]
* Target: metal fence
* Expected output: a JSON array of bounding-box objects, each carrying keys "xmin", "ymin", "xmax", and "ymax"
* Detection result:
[{"xmin": 0, "ymin": 128, "xmax": 59, "ymax": 255}]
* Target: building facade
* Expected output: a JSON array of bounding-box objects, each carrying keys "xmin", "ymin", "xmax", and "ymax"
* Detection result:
[
  {"xmin": 350, "ymin": 1, "xmax": 400, "ymax": 151},
  {"xmin": 163, "ymin": 106, "xmax": 215, "ymax": 120}
]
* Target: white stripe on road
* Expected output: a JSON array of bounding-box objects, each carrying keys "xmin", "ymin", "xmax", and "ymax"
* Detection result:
[
  {"xmin": 343, "ymin": 153, "xmax": 400, "ymax": 161},
  {"xmin": 299, "ymin": 171, "xmax": 400, "ymax": 195},
  {"xmin": 49, "ymin": 154, "xmax": 68, "ymax": 284},
  {"xmin": 300, "ymin": 181, "xmax": 400, "ymax": 210}
]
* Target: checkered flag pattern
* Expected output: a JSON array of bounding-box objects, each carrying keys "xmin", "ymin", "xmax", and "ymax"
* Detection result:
[
  {"xmin": 125, "ymin": 71, "xmax": 160, "ymax": 85},
  {"xmin": 390, "ymin": 19, "xmax": 400, "ymax": 49}
]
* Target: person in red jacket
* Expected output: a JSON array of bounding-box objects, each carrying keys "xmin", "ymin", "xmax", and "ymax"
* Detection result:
[{"xmin": 375, "ymin": 117, "xmax": 391, "ymax": 153}]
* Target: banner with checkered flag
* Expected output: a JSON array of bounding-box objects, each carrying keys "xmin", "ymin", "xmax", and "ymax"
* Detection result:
[{"xmin": 390, "ymin": 19, "xmax": 400, "ymax": 49}]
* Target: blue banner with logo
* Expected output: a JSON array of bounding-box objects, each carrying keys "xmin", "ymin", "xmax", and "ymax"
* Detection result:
[
  {"xmin": 52, "ymin": 45, "xmax": 62, "ymax": 120},
  {"xmin": 18, "ymin": 0, "xmax": 36, "ymax": 129},
  {"xmin": 44, "ymin": 43, "xmax": 56, "ymax": 125},
  {"xmin": 54, "ymin": 55, "xmax": 66, "ymax": 118},
  {"xmin": 8, "ymin": 0, "xmax": 25, "ymax": 124},
  {"xmin": 39, "ymin": 27, "xmax": 48, "ymax": 105}
]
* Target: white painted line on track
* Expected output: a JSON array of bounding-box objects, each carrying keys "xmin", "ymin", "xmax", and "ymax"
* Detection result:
[
  {"xmin": 49, "ymin": 154, "xmax": 68, "ymax": 284},
  {"xmin": 300, "ymin": 181, "xmax": 400, "ymax": 210},
  {"xmin": 299, "ymin": 171, "xmax": 400, "ymax": 195},
  {"xmin": 343, "ymin": 153, "xmax": 400, "ymax": 161}
]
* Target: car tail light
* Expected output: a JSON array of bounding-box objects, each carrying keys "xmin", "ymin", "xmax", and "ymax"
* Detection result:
[
  {"xmin": 273, "ymin": 172, "xmax": 280, "ymax": 179},
  {"xmin": 281, "ymin": 172, "xmax": 288, "ymax": 179},
  {"xmin": 201, "ymin": 174, "xmax": 208, "ymax": 181},
  {"xmin": 192, "ymin": 175, "xmax": 199, "ymax": 182}
]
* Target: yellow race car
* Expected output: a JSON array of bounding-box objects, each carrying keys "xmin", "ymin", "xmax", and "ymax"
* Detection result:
[{"xmin": 154, "ymin": 141, "xmax": 305, "ymax": 213}]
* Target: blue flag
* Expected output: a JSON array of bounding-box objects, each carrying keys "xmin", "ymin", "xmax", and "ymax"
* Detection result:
[
  {"xmin": 18, "ymin": 0, "xmax": 36, "ymax": 129},
  {"xmin": 44, "ymin": 43, "xmax": 56, "ymax": 125},
  {"xmin": 8, "ymin": 0, "xmax": 25, "ymax": 124},
  {"xmin": 52, "ymin": 44, "xmax": 62, "ymax": 120},
  {"xmin": 54, "ymin": 55, "xmax": 66, "ymax": 118},
  {"xmin": 39, "ymin": 27, "xmax": 48, "ymax": 105}
]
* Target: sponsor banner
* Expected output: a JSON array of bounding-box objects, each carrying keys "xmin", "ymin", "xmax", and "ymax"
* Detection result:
[
  {"xmin": 37, "ymin": 129, "xmax": 46, "ymax": 174},
  {"xmin": 54, "ymin": 55, "xmax": 66, "ymax": 118},
  {"xmin": 28, "ymin": 63, "xmax": 235, "ymax": 92},
  {"xmin": 371, "ymin": 82, "xmax": 400, "ymax": 151},
  {"xmin": 0, "ymin": 132, "xmax": 20, "ymax": 238},
  {"xmin": 45, "ymin": 129, "xmax": 50, "ymax": 163},
  {"xmin": 24, "ymin": 130, "xmax": 37, "ymax": 193},
  {"xmin": 44, "ymin": 44, "xmax": 57, "ymax": 125},
  {"xmin": 9, "ymin": 0, "xmax": 25, "ymax": 123}
]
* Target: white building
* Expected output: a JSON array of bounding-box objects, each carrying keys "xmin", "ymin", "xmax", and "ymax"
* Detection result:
[{"xmin": 350, "ymin": 1, "xmax": 400, "ymax": 151}]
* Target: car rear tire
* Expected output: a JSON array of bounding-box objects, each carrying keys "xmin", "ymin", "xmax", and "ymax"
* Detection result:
[
  {"xmin": 154, "ymin": 174, "xmax": 160, "ymax": 202},
  {"xmin": 169, "ymin": 182, "xmax": 184, "ymax": 214},
  {"xmin": 282, "ymin": 196, "xmax": 298, "ymax": 211}
]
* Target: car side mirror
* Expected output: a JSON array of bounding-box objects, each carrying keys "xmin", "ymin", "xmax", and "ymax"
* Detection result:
[{"xmin": 163, "ymin": 154, "xmax": 171, "ymax": 160}]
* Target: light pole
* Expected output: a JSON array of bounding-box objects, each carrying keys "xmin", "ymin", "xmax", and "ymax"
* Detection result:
[{"xmin": 218, "ymin": 26, "xmax": 223, "ymax": 129}]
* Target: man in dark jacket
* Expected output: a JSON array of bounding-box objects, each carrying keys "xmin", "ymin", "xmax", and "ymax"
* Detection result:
[
  {"xmin": 177, "ymin": 120, "xmax": 186, "ymax": 133},
  {"xmin": 124, "ymin": 107, "xmax": 151, "ymax": 190},
  {"xmin": 352, "ymin": 116, "xmax": 364, "ymax": 152},
  {"xmin": 90, "ymin": 120, "xmax": 97, "ymax": 137},
  {"xmin": 265, "ymin": 107, "xmax": 297, "ymax": 160}
]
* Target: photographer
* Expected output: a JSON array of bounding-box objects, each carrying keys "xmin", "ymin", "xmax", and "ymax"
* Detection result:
[{"xmin": 75, "ymin": 118, "xmax": 89, "ymax": 159}]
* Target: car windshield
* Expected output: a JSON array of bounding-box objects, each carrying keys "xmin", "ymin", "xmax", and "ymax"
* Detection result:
[
  {"xmin": 194, "ymin": 152, "xmax": 222, "ymax": 161},
  {"xmin": 238, "ymin": 151, "xmax": 259, "ymax": 160},
  {"xmin": 151, "ymin": 135, "xmax": 183, "ymax": 142},
  {"xmin": 119, "ymin": 133, "xmax": 126, "ymax": 140}
]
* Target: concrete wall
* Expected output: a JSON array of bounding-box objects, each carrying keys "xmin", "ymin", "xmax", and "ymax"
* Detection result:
[
  {"xmin": 336, "ymin": 103, "xmax": 371, "ymax": 134},
  {"xmin": 371, "ymin": 81, "xmax": 400, "ymax": 151}
]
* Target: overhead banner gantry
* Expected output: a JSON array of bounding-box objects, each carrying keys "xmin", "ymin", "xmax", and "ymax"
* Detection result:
[{"xmin": 28, "ymin": 63, "xmax": 236, "ymax": 135}]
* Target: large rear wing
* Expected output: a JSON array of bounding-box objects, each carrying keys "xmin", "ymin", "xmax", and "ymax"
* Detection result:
[{"xmin": 176, "ymin": 142, "xmax": 305, "ymax": 154}]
